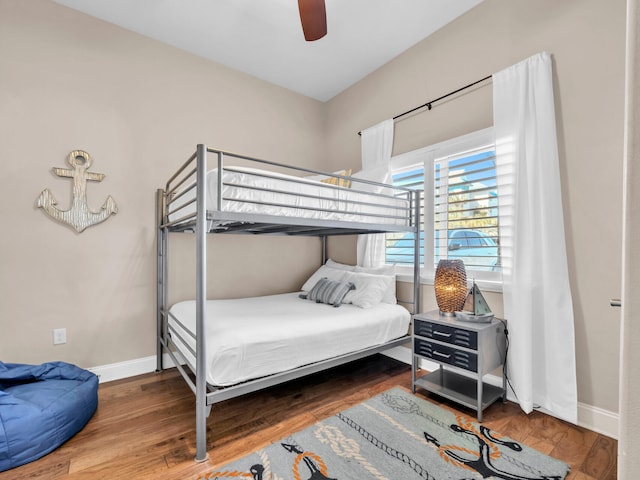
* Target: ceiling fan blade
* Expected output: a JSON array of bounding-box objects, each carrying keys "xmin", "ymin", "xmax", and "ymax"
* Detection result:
[{"xmin": 298, "ymin": 0, "xmax": 327, "ymax": 41}]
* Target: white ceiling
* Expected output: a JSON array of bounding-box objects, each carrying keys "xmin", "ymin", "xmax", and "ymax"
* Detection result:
[{"xmin": 52, "ymin": 0, "xmax": 483, "ymax": 102}]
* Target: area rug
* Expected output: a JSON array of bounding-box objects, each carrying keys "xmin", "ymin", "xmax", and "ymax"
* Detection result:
[{"xmin": 201, "ymin": 387, "xmax": 569, "ymax": 480}]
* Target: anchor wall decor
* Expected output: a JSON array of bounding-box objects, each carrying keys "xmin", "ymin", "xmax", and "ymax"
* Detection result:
[{"xmin": 36, "ymin": 150, "xmax": 118, "ymax": 233}]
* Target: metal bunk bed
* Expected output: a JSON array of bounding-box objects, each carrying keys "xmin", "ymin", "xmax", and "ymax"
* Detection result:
[{"xmin": 156, "ymin": 144, "xmax": 421, "ymax": 462}]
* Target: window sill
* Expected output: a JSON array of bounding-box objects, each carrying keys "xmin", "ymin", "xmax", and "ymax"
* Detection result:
[{"xmin": 395, "ymin": 273, "xmax": 503, "ymax": 293}]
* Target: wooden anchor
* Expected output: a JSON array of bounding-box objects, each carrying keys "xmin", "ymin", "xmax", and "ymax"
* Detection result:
[{"xmin": 36, "ymin": 150, "xmax": 117, "ymax": 233}]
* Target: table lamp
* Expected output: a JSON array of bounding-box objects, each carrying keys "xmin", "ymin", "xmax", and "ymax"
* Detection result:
[{"xmin": 434, "ymin": 259, "xmax": 467, "ymax": 316}]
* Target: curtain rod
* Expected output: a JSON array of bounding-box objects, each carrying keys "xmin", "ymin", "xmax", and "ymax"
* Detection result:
[{"xmin": 357, "ymin": 74, "xmax": 492, "ymax": 135}]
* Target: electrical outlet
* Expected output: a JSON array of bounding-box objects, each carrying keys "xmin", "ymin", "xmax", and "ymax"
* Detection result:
[{"xmin": 53, "ymin": 328, "xmax": 66, "ymax": 345}]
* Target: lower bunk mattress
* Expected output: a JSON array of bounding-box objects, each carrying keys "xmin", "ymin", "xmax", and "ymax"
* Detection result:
[{"xmin": 168, "ymin": 292, "xmax": 410, "ymax": 387}]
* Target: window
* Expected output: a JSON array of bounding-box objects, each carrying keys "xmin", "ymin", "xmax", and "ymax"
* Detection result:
[
  {"xmin": 384, "ymin": 166, "xmax": 425, "ymax": 266},
  {"xmin": 386, "ymin": 128, "xmax": 502, "ymax": 282}
]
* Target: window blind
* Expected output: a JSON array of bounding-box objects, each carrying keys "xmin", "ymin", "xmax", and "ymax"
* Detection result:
[{"xmin": 434, "ymin": 147, "xmax": 500, "ymax": 272}]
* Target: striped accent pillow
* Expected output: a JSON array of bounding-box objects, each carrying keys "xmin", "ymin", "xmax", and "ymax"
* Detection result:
[
  {"xmin": 300, "ymin": 277, "xmax": 356, "ymax": 307},
  {"xmin": 320, "ymin": 168, "xmax": 352, "ymax": 188}
]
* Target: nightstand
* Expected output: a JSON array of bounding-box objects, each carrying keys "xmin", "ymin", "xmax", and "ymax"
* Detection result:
[{"xmin": 412, "ymin": 310, "xmax": 507, "ymax": 422}]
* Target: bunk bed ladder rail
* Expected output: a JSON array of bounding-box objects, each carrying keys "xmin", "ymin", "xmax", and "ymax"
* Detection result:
[
  {"xmin": 156, "ymin": 182, "xmax": 203, "ymax": 393},
  {"xmin": 155, "ymin": 188, "xmax": 167, "ymax": 374}
]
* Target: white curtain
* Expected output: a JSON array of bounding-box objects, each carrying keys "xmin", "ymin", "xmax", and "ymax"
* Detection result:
[
  {"xmin": 356, "ymin": 119, "xmax": 394, "ymax": 268},
  {"xmin": 493, "ymin": 52, "xmax": 578, "ymax": 423}
]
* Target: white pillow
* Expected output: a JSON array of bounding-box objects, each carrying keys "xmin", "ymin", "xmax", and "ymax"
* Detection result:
[
  {"xmin": 342, "ymin": 271, "xmax": 394, "ymax": 309},
  {"xmin": 354, "ymin": 264, "xmax": 397, "ymax": 304},
  {"xmin": 325, "ymin": 259, "xmax": 356, "ymax": 271},
  {"xmin": 304, "ymin": 169, "xmax": 353, "ymax": 185},
  {"xmin": 303, "ymin": 261, "xmax": 397, "ymax": 304},
  {"xmin": 301, "ymin": 265, "xmax": 348, "ymax": 292},
  {"xmin": 354, "ymin": 264, "xmax": 395, "ymax": 275}
]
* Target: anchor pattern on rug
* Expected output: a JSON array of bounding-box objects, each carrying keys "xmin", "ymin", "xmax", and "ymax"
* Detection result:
[
  {"xmin": 281, "ymin": 442, "xmax": 336, "ymax": 480},
  {"xmin": 199, "ymin": 441, "xmax": 336, "ymax": 480},
  {"xmin": 36, "ymin": 150, "xmax": 117, "ymax": 232},
  {"xmin": 424, "ymin": 415, "xmax": 563, "ymax": 480},
  {"xmin": 381, "ymin": 391, "xmax": 564, "ymax": 480}
]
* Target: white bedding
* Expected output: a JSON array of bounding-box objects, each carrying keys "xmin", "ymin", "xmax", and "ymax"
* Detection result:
[
  {"xmin": 168, "ymin": 292, "xmax": 410, "ymax": 386},
  {"xmin": 169, "ymin": 166, "xmax": 409, "ymax": 226}
]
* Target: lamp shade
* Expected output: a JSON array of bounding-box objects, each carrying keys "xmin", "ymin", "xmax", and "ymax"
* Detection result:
[{"xmin": 434, "ymin": 259, "xmax": 467, "ymax": 315}]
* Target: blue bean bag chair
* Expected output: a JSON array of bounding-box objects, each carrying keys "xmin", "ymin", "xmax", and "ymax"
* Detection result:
[{"xmin": 0, "ymin": 361, "xmax": 98, "ymax": 472}]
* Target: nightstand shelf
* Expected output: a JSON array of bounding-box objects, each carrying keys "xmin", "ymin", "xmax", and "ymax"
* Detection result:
[
  {"xmin": 414, "ymin": 370, "xmax": 505, "ymax": 413},
  {"xmin": 412, "ymin": 310, "xmax": 507, "ymax": 422}
]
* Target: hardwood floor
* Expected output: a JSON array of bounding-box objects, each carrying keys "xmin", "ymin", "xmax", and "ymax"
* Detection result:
[{"xmin": 0, "ymin": 355, "xmax": 617, "ymax": 479}]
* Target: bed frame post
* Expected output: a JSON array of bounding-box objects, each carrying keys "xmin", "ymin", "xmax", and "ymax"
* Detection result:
[
  {"xmin": 321, "ymin": 235, "xmax": 327, "ymax": 264},
  {"xmin": 411, "ymin": 190, "xmax": 421, "ymax": 392},
  {"xmin": 195, "ymin": 144, "xmax": 209, "ymax": 463},
  {"xmin": 412, "ymin": 189, "xmax": 421, "ymax": 315},
  {"xmin": 156, "ymin": 189, "xmax": 166, "ymax": 373}
]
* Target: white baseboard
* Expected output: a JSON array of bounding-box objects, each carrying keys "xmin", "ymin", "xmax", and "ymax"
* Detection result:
[
  {"xmin": 88, "ymin": 348, "xmax": 619, "ymax": 439},
  {"xmin": 382, "ymin": 346, "xmax": 619, "ymax": 439},
  {"xmin": 87, "ymin": 353, "xmax": 178, "ymax": 383},
  {"xmin": 575, "ymin": 402, "xmax": 619, "ymax": 439}
]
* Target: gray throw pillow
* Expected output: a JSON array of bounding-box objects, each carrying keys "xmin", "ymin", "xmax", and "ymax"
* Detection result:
[{"xmin": 299, "ymin": 277, "xmax": 356, "ymax": 307}]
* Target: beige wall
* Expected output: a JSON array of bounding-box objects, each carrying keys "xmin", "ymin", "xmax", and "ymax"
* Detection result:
[
  {"xmin": 326, "ymin": 0, "xmax": 626, "ymax": 414},
  {"xmin": 0, "ymin": 0, "xmax": 626, "ymax": 418},
  {"xmin": 0, "ymin": 0, "xmax": 326, "ymax": 367}
]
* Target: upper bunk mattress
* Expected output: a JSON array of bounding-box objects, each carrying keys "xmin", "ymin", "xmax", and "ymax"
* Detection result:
[
  {"xmin": 168, "ymin": 292, "xmax": 410, "ymax": 387},
  {"xmin": 169, "ymin": 166, "xmax": 410, "ymax": 227}
]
